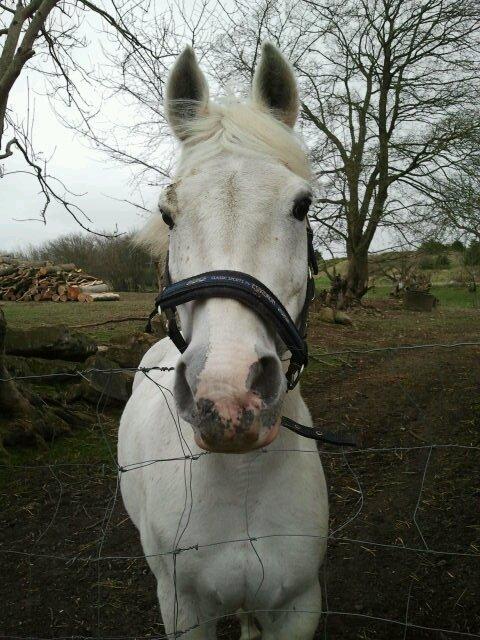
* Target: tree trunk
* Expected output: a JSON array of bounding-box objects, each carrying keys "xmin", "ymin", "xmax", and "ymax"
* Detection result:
[
  {"xmin": 344, "ymin": 249, "xmax": 369, "ymax": 305},
  {"xmin": 0, "ymin": 307, "xmax": 38, "ymax": 449},
  {"xmin": 0, "ymin": 308, "xmax": 76, "ymax": 450},
  {"xmin": 0, "ymin": 308, "xmax": 30, "ymax": 414}
]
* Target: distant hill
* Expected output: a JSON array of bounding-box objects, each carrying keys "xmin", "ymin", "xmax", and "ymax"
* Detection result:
[{"xmin": 319, "ymin": 248, "xmax": 476, "ymax": 286}]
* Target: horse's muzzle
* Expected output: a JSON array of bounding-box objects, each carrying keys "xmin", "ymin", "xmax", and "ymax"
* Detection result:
[
  {"xmin": 193, "ymin": 398, "xmax": 281, "ymax": 452},
  {"xmin": 174, "ymin": 348, "xmax": 285, "ymax": 452}
]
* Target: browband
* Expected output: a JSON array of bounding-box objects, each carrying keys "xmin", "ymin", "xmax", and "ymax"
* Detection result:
[{"xmin": 154, "ymin": 270, "xmax": 308, "ymax": 390}]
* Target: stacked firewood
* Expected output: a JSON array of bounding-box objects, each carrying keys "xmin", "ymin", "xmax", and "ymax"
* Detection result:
[{"xmin": 0, "ymin": 256, "xmax": 119, "ymax": 302}]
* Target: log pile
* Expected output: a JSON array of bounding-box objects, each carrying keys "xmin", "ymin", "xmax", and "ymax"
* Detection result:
[{"xmin": 0, "ymin": 256, "xmax": 119, "ymax": 302}]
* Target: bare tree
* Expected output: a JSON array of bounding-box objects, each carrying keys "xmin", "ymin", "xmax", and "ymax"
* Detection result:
[
  {"xmin": 209, "ymin": 0, "xmax": 480, "ymax": 302},
  {"xmin": 73, "ymin": 0, "xmax": 480, "ymax": 304},
  {"xmin": 0, "ymin": 0, "xmax": 156, "ymax": 229},
  {"xmin": 74, "ymin": 0, "xmax": 214, "ymax": 188},
  {"xmin": 428, "ymin": 156, "xmax": 480, "ymax": 243}
]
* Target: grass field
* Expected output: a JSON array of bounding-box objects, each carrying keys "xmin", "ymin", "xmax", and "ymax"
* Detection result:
[
  {"xmin": 1, "ymin": 292, "xmax": 480, "ymax": 639},
  {"xmin": 1, "ymin": 292, "xmax": 154, "ymax": 343},
  {"xmin": 2, "ymin": 279, "xmax": 477, "ymax": 348},
  {"xmin": 315, "ymin": 276, "xmax": 479, "ymax": 309}
]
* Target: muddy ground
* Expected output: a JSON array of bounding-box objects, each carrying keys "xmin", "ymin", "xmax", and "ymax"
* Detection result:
[{"xmin": 1, "ymin": 301, "xmax": 479, "ymax": 639}]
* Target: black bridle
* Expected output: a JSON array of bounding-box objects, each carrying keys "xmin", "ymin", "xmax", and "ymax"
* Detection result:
[
  {"xmin": 148, "ymin": 224, "xmax": 317, "ymax": 390},
  {"xmin": 146, "ymin": 223, "xmax": 356, "ymax": 447}
]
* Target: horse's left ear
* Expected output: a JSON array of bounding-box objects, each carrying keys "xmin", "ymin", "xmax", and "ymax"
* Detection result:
[
  {"xmin": 252, "ymin": 43, "xmax": 299, "ymax": 128},
  {"xmin": 165, "ymin": 47, "xmax": 209, "ymax": 140}
]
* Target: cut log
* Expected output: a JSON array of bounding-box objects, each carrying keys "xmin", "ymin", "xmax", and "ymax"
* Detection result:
[
  {"xmin": 67, "ymin": 285, "xmax": 80, "ymax": 301},
  {"xmin": 40, "ymin": 289, "xmax": 54, "ymax": 301},
  {"xmin": 101, "ymin": 333, "xmax": 158, "ymax": 368},
  {"xmin": 38, "ymin": 265, "xmax": 58, "ymax": 276},
  {"xmin": 5, "ymin": 325, "xmax": 97, "ymax": 361},
  {"xmin": 56, "ymin": 263, "xmax": 76, "ymax": 271},
  {"xmin": 79, "ymin": 283, "xmax": 110, "ymax": 294},
  {"xmin": 77, "ymin": 293, "xmax": 93, "ymax": 303},
  {"xmin": 70, "ymin": 354, "xmax": 134, "ymax": 405},
  {"xmin": 0, "ymin": 266, "xmax": 16, "ymax": 277},
  {"xmin": 90, "ymin": 293, "xmax": 120, "ymax": 302},
  {"xmin": 4, "ymin": 354, "xmax": 80, "ymax": 383},
  {"xmin": 0, "ymin": 308, "xmax": 38, "ymax": 448},
  {"xmin": 0, "ymin": 259, "xmax": 111, "ymax": 304}
]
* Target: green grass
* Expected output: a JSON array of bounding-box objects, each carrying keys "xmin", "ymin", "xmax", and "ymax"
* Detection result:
[
  {"xmin": 314, "ymin": 275, "xmax": 332, "ymax": 289},
  {"xmin": 430, "ymin": 285, "xmax": 479, "ymax": 308},
  {"xmin": 0, "ymin": 415, "xmax": 118, "ymax": 491},
  {"xmin": 2, "ymin": 292, "xmax": 155, "ymax": 343},
  {"xmin": 365, "ymin": 284, "xmax": 478, "ymax": 309},
  {"xmin": 315, "ymin": 276, "xmax": 477, "ymax": 309},
  {"xmin": 1, "ymin": 285, "xmax": 479, "ymax": 475},
  {"xmin": 1, "ymin": 419, "xmax": 116, "ymax": 467}
]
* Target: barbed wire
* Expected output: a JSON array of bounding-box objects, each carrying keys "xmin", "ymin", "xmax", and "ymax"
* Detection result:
[
  {"xmin": 1, "ymin": 339, "xmax": 480, "ymax": 385},
  {"xmin": 1, "ymin": 339, "xmax": 479, "ymax": 639}
]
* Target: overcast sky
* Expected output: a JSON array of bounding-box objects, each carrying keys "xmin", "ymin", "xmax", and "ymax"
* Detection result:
[
  {"xmin": 1, "ymin": 20, "xmax": 160, "ymax": 253},
  {"xmin": 1, "ymin": 9, "xmax": 394, "ymax": 256}
]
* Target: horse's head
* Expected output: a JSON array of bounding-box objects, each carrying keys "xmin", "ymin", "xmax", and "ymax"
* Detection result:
[{"xmin": 157, "ymin": 44, "xmax": 312, "ymax": 453}]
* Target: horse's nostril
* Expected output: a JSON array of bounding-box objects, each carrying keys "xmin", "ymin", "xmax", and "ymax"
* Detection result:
[
  {"xmin": 248, "ymin": 355, "xmax": 284, "ymax": 406},
  {"xmin": 174, "ymin": 360, "xmax": 196, "ymax": 420},
  {"xmin": 174, "ymin": 350, "xmax": 284, "ymax": 429}
]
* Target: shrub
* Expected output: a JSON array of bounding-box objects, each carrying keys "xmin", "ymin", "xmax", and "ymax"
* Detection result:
[
  {"xmin": 464, "ymin": 241, "xmax": 480, "ymax": 266},
  {"xmin": 419, "ymin": 255, "xmax": 435, "ymax": 270},
  {"xmin": 450, "ymin": 240, "xmax": 465, "ymax": 252},
  {"xmin": 23, "ymin": 232, "xmax": 158, "ymax": 291},
  {"xmin": 434, "ymin": 253, "xmax": 451, "ymax": 268},
  {"xmin": 419, "ymin": 240, "xmax": 447, "ymax": 254}
]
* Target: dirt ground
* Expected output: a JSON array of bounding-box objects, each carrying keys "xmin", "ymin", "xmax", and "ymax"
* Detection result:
[{"xmin": 1, "ymin": 301, "xmax": 479, "ymax": 639}]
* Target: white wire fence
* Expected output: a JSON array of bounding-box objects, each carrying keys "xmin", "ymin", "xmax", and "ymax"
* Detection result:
[{"xmin": 1, "ymin": 340, "xmax": 479, "ymax": 639}]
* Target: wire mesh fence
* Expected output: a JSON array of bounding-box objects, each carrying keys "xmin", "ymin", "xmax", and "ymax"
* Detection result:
[{"xmin": 1, "ymin": 339, "xmax": 479, "ymax": 639}]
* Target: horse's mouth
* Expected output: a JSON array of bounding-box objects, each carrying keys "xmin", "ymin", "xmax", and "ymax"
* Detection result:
[{"xmin": 193, "ymin": 418, "xmax": 281, "ymax": 453}]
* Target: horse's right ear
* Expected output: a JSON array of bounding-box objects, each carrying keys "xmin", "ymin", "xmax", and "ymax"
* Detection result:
[{"xmin": 165, "ymin": 47, "xmax": 209, "ymax": 140}]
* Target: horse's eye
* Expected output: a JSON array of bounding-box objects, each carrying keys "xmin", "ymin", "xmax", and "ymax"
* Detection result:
[
  {"xmin": 292, "ymin": 197, "xmax": 311, "ymax": 221},
  {"xmin": 161, "ymin": 209, "xmax": 174, "ymax": 229}
]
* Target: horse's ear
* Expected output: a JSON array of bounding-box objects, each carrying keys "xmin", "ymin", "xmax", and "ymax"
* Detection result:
[
  {"xmin": 252, "ymin": 43, "xmax": 299, "ymax": 128},
  {"xmin": 165, "ymin": 47, "xmax": 209, "ymax": 140}
]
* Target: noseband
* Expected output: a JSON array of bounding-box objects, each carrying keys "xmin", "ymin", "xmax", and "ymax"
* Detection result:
[
  {"xmin": 147, "ymin": 225, "xmax": 318, "ymax": 390},
  {"xmin": 145, "ymin": 224, "xmax": 357, "ymax": 448}
]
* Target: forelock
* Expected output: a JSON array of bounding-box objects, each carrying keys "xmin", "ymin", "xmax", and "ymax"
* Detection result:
[{"xmin": 176, "ymin": 100, "xmax": 311, "ymax": 181}]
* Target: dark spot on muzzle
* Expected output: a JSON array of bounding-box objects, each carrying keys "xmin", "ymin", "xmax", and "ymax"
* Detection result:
[{"xmin": 196, "ymin": 398, "xmax": 256, "ymax": 445}]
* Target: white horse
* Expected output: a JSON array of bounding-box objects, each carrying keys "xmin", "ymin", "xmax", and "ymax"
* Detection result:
[{"xmin": 118, "ymin": 43, "xmax": 328, "ymax": 639}]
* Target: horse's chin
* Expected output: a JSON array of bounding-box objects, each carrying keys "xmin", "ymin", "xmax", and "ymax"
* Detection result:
[{"xmin": 194, "ymin": 418, "xmax": 281, "ymax": 453}]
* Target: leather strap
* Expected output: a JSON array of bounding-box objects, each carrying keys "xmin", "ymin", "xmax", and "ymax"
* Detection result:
[
  {"xmin": 281, "ymin": 416, "xmax": 357, "ymax": 447},
  {"xmin": 155, "ymin": 270, "xmax": 308, "ymax": 390},
  {"xmin": 146, "ymin": 223, "xmax": 318, "ymax": 391}
]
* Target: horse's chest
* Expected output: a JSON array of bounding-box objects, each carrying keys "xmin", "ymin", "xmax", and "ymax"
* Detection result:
[{"xmin": 173, "ymin": 536, "xmax": 314, "ymax": 612}]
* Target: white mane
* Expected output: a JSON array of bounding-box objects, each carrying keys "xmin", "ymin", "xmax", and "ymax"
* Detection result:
[
  {"xmin": 135, "ymin": 213, "xmax": 170, "ymax": 259},
  {"xmin": 136, "ymin": 99, "xmax": 311, "ymax": 259}
]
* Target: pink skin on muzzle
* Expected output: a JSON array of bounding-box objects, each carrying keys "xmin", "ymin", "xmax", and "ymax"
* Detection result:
[
  {"xmin": 194, "ymin": 415, "xmax": 281, "ymax": 453},
  {"xmin": 192, "ymin": 377, "xmax": 282, "ymax": 452},
  {"xmin": 176, "ymin": 340, "xmax": 285, "ymax": 453}
]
